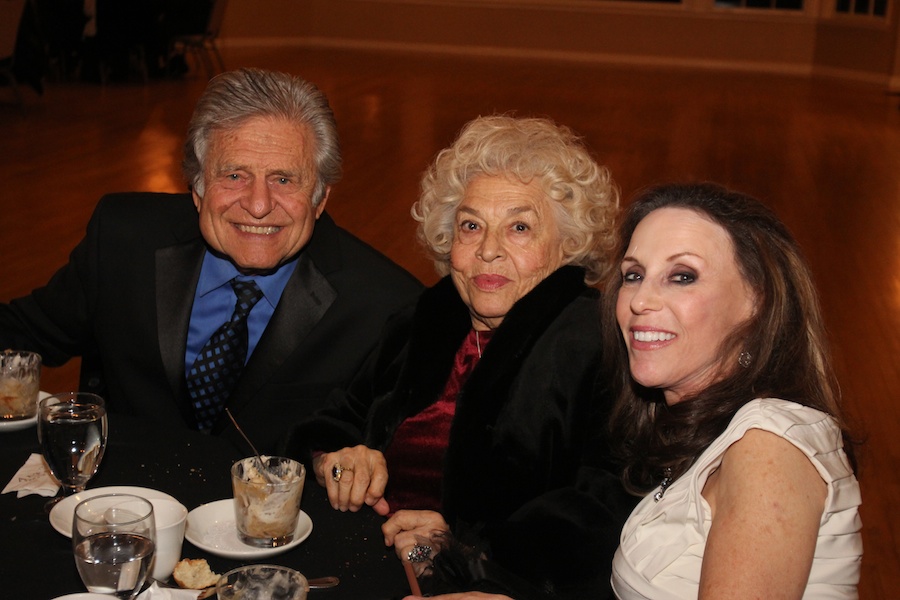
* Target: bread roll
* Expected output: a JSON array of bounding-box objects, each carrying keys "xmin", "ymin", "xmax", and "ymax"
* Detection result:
[{"xmin": 172, "ymin": 558, "xmax": 220, "ymax": 589}]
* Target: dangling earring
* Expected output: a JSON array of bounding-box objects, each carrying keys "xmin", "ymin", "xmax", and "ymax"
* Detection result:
[{"xmin": 738, "ymin": 351, "xmax": 752, "ymax": 368}]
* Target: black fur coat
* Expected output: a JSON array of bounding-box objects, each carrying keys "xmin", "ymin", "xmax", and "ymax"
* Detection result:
[{"xmin": 285, "ymin": 266, "xmax": 635, "ymax": 598}]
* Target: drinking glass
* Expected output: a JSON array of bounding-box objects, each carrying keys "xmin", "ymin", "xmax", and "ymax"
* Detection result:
[
  {"xmin": 0, "ymin": 349, "xmax": 41, "ymax": 421},
  {"xmin": 38, "ymin": 392, "xmax": 108, "ymax": 509},
  {"xmin": 216, "ymin": 564, "xmax": 308, "ymax": 600},
  {"xmin": 231, "ymin": 456, "xmax": 305, "ymax": 547},
  {"xmin": 73, "ymin": 493, "xmax": 156, "ymax": 599}
]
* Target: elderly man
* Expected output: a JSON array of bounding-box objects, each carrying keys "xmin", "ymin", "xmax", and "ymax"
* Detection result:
[{"xmin": 0, "ymin": 68, "xmax": 422, "ymax": 452}]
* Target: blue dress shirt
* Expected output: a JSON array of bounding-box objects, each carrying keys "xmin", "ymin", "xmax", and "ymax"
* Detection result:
[{"xmin": 185, "ymin": 250, "xmax": 298, "ymax": 374}]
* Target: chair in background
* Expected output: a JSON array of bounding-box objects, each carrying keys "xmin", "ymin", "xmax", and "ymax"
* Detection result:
[
  {"xmin": 26, "ymin": 0, "xmax": 89, "ymax": 83},
  {"xmin": 91, "ymin": 0, "xmax": 155, "ymax": 84},
  {"xmin": 169, "ymin": 0, "xmax": 228, "ymax": 79},
  {"xmin": 0, "ymin": 0, "xmax": 28, "ymax": 106}
]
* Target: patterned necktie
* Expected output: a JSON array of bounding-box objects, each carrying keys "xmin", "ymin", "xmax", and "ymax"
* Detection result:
[{"xmin": 186, "ymin": 279, "xmax": 264, "ymax": 431}]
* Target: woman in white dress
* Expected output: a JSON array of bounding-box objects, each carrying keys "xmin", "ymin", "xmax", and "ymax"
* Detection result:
[{"xmin": 604, "ymin": 183, "xmax": 862, "ymax": 599}]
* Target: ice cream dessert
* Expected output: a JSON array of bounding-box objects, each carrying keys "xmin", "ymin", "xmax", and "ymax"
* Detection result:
[{"xmin": 231, "ymin": 456, "xmax": 305, "ymax": 547}]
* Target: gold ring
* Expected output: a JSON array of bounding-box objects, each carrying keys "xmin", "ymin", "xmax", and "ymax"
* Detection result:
[{"xmin": 332, "ymin": 463, "xmax": 351, "ymax": 483}]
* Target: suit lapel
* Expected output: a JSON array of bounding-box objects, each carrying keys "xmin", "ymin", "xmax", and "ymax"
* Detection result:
[
  {"xmin": 156, "ymin": 239, "xmax": 205, "ymax": 408},
  {"xmin": 215, "ymin": 253, "xmax": 337, "ymax": 427}
]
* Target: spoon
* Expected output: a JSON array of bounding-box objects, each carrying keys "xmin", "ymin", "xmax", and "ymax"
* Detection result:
[
  {"xmin": 225, "ymin": 408, "xmax": 278, "ymax": 484},
  {"xmin": 308, "ymin": 576, "xmax": 341, "ymax": 589},
  {"xmin": 191, "ymin": 575, "xmax": 339, "ymax": 598}
]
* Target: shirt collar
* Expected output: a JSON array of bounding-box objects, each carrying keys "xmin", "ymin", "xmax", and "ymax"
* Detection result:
[{"xmin": 197, "ymin": 250, "xmax": 299, "ymax": 309}]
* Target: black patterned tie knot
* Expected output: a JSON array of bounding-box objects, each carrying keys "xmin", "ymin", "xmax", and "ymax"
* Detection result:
[{"xmin": 187, "ymin": 278, "xmax": 264, "ymax": 431}]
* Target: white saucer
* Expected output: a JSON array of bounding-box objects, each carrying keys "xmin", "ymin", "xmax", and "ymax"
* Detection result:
[
  {"xmin": 0, "ymin": 391, "xmax": 49, "ymax": 432},
  {"xmin": 49, "ymin": 486, "xmax": 178, "ymax": 537},
  {"xmin": 185, "ymin": 498, "xmax": 312, "ymax": 559},
  {"xmin": 0, "ymin": 413, "xmax": 37, "ymax": 432},
  {"xmin": 51, "ymin": 594, "xmax": 112, "ymax": 600}
]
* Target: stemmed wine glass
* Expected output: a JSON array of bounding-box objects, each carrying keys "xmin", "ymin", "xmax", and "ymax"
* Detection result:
[
  {"xmin": 73, "ymin": 493, "xmax": 156, "ymax": 599},
  {"xmin": 38, "ymin": 392, "xmax": 108, "ymax": 509}
]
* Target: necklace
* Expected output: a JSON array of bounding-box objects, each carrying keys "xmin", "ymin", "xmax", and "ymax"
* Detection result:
[
  {"xmin": 475, "ymin": 330, "xmax": 483, "ymax": 358},
  {"xmin": 653, "ymin": 467, "xmax": 673, "ymax": 502}
]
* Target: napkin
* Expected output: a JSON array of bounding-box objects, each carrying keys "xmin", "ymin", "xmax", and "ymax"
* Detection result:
[
  {"xmin": 136, "ymin": 581, "xmax": 203, "ymax": 600},
  {"xmin": 1, "ymin": 453, "xmax": 60, "ymax": 498}
]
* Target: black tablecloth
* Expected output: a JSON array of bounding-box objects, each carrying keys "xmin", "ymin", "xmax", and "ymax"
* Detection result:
[{"xmin": 0, "ymin": 414, "xmax": 410, "ymax": 599}]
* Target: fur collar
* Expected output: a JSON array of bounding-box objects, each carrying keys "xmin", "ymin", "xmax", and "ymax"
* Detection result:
[{"xmin": 366, "ymin": 265, "xmax": 590, "ymax": 446}]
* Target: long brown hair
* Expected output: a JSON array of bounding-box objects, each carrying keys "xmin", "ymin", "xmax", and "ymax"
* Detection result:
[{"xmin": 602, "ymin": 183, "xmax": 855, "ymax": 494}]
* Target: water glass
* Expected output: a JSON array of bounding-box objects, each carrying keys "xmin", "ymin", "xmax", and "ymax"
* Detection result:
[
  {"xmin": 38, "ymin": 392, "xmax": 108, "ymax": 508},
  {"xmin": 73, "ymin": 493, "xmax": 156, "ymax": 599}
]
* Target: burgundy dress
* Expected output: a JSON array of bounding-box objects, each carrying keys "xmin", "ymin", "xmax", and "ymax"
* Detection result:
[{"xmin": 382, "ymin": 328, "xmax": 492, "ymax": 512}]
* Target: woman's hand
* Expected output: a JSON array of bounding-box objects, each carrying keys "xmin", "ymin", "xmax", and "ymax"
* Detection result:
[
  {"xmin": 312, "ymin": 445, "xmax": 390, "ymax": 515},
  {"xmin": 382, "ymin": 509, "xmax": 450, "ymax": 560}
]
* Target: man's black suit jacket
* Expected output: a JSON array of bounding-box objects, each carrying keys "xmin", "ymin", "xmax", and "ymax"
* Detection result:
[{"xmin": 0, "ymin": 192, "xmax": 423, "ymax": 453}]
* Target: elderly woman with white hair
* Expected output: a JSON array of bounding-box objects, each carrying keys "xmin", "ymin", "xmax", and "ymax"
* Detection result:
[{"xmin": 284, "ymin": 115, "xmax": 634, "ymax": 598}]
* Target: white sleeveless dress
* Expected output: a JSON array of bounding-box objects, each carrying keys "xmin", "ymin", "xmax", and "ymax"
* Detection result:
[{"xmin": 611, "ymin": 398, "xmax": 862, "ymax": 599}]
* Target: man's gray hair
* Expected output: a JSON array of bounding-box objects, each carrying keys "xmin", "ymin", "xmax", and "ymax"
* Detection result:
[{"xmin": 183, "ymin": 68, "xmax": 342, "ymax": 205}]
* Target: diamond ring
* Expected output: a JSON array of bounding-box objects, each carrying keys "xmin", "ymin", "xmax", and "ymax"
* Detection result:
[{"xmin": 407, "ymin": 544, "xmax": 433, "ymax": 563}]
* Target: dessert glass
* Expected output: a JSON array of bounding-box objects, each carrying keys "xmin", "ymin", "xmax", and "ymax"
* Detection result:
[
  {"xmin": 231, "ymin": 456, "xmax": 305, "ymax": 547},
  {"xmin": 0, "ymin": 350, "xmax": 41, "ymax": 421}
]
